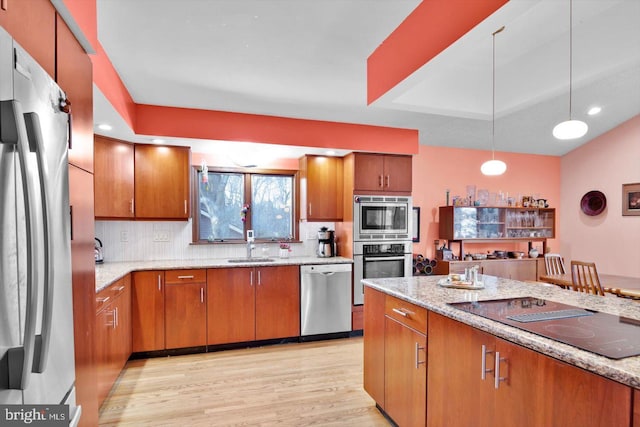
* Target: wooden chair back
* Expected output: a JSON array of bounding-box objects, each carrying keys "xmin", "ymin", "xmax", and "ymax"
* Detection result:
[
  {"xmin": 544, "ymin": 253, "xmax": 566, "ymax": 275},
  {"xmin": 570, "ymin": 261, "xmax": 605, "ymax": 296}
]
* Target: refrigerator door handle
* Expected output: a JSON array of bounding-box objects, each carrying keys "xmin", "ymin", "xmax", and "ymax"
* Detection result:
[
  {"xmin": 24, "ymin": 112, "xmax": 55, "ymax": 373},
  {"xmin": 2, "ymin": 100, "xmax": 40, "ymax": 390}
]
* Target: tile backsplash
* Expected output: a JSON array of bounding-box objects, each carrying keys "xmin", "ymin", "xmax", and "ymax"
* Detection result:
[{"xmin": 95, "ymin": 220, "xmax": 337, "ymax": 262}]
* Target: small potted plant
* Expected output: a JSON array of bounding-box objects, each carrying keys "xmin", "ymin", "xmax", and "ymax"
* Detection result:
[{"xmin": 279, "ymin": 242, "xmax": 291, "ymax": 258}]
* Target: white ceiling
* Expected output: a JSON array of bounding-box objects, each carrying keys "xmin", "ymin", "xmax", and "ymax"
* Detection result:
[{"xmin": 94, "ymin": 0, "xmax": 640, "ymax": 158}]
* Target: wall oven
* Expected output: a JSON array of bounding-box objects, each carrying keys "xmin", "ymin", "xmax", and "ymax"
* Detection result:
[
  {"xmin": 353, "ymin": 195, "xmax": 412, "ymax": 241},
  {"xmin": 353, "ymin": 241, "xmax": 413, "ymax": 305}
]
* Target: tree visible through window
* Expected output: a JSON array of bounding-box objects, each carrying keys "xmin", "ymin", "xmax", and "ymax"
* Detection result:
[{"xmin": 196, "ymin": 169, "xmax": 295, "ymax": 242}]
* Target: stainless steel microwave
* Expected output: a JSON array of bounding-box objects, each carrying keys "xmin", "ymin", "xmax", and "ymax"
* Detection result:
[{"xmin": 353, "ymin": 195, "xmax": 412, "ymax": 241}]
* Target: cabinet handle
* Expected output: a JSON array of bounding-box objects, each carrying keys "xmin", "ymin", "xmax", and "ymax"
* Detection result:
[
  {"xmin": 378, "ymin": 175, "xmax": 383, "ymax": 187},
  {"xmin": 250, "ymin": 271, "xmax": 254, "ymax": 286},
  {"xmin": 200, "ymin": 287, "xmax": 204, "ymax": 303},
  {"xmin": 177, "ymin": 275, "xmax": 194, "ymax": 280},
  {"xmin": 96, "ymin": 296, "xmax": 110, "ymax": 304},
  {"xmin": 130, "ymin": 198, "xmax": 134, "ymax": 214},
  {"xmin": 257, "ymin": 270, "xmax": 262, "ymax": 286},
  {"xmin": 392, "ymin": 307, "xmax": 413, "ymax": 317},
  {"xmin": 415, "ymin": 342, "xmax": 426, "ymax": 369},
  {"xmin": 114, "ymin": 307, "xmax": 118, "ymax": 329},
  {"xmin": 481, "ymin": 344, "xmax": 494, "ymax": 380},
  {"xmin": 494, "ymin": 351, "xmax": 507, "ymax": 389},
  {"xmin": 184, "ymin": 199, "xmax": 187, "ymax": 214},
  {"xmin": 115, "ymin": 286, "xmax": 125, "ymax": 292},
  {"xmin": 385, "ymin": 175, "xmax": 390, "ymax": 187},
  {"xmin": 158, "ymin": 274, "xmax": 162, "ymax": 291},
  {"xmin": 309, "ymin": 203, "xmax": 312, "ymax": 216}
]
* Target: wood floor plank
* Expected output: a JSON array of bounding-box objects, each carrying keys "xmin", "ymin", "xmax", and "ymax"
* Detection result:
[{"xmin": 98, "ymin": 337, "xmax": 388, "ymax": 426}]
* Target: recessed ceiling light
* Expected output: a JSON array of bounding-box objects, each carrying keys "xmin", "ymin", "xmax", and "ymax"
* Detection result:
[
  {"xmin": 97, "ymin": 123, "xmax": 112, "ymax": 131},
  {"xmin": 587, "ymin": 106, "xmax": 602, "ymax": 116},
  {"xmin": 325, "ymin": 150, "xmax": 336, "ymax": 156},
  {"xmin": 151, "ymin": 138, "xmax": 165, "ymax": 144}
]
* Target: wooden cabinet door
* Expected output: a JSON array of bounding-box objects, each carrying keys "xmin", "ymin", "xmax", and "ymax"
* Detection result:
[
  {"xmin": 383, "ymin": 155, "xmax": 412, "ymax": 193},
  {"xmin": 427, "ymin": 312, "xmax": 495, "ymax": 427},
  {"xmin": 634, "ymin": 389, "xmax": 640, "ymax": 427},
  {"xmin": 507, "ymin": 260, "xmax": 537, "ymax": 281},
  {"xmin": 495, "ymin": 338, "xmax": 632, "ymax": 427},
  {"xmin": 255, "ymin": 265, "xmax": 300, "ymax": 340},
  {"xmin": 95, "ymin": 304, "xmax": 111, "ymax": 406},
  {"xmin": 0, "ymin": 0, "xmax": 55, "ymax": 77},
  {"xmin": 363, "ymin": 287, "xmax": 386, "ymax": 407},
  {"xmin": 94, "ymin": 136, "xmax": 134, "ymax": 218},
  {"xmin": 300, "ymin": 155, "xmax": 343, "ymax": 221},
  {"xmin": 56, "ymin": 15, "xmax": 94, "ymax": 173},
  {"xmin": 115, "ymin": 276, "xmax": 132, "ymax": 369},
  {"xmin": 134, "ymin": 144, "xmax": 191, "ymax": 219},
  {"xmin": 131, "ymin": 271, "xmax": 165, "ymax": 352},
  {"xmin": 353, "ymin": 153, "xmax": 385, "ymax": 192},
  {"xmin": 68, "ymin": 165, "xmax": 98, "ymax": 425},
  {"xmin": 207, "ymin": 268, "xmax": 256, "ymax": 345},
  {"xmin": 384, "ymin": 318, "xmax": 427, "ymax": 427},
  {"xmin": 165, "ymin": 283, "xmax": 207, "ymax": 349}
]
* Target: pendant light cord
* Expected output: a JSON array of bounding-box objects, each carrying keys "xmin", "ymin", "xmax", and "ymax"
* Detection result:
[
  {"xmin": 492, "ymin": 26, "xmax": 505, "ymax": 161},
  {"xmin": 568, "ymin": 0, "xmax": 573, "ymax": 120}
]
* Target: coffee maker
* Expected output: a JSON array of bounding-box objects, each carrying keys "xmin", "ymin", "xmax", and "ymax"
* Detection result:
[{"xmin": 317, "ymin": 227, "xmax": 336, "ymax": 257}]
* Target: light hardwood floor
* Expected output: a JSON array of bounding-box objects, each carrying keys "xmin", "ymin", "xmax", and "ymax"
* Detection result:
[{"xmin": 99, "ymin": 337, "xmax": 389, "ymax": 426}]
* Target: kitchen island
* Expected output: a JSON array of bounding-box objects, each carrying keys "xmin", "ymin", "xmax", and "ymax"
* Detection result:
[{"xmin": 362, "ymin": 275, "xmax": 640, "ymax": 427}]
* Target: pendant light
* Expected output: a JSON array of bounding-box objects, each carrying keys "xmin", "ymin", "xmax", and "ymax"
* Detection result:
[
  {"xmin": 481, "ymin": 26, "xmax": 507, "ymax": 176},
  {"xmin": 553, "ymin": 0, "xmax": 588, "ymax": 140}
]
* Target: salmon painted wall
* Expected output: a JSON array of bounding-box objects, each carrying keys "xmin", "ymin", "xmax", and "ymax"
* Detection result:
[
  {"xmin": 560, "ymin": 114, "xmax": 640, "ymax": 277},
  {"xmin": 411, "ymin": 145, "xmax": 561, "ymax": 260}
]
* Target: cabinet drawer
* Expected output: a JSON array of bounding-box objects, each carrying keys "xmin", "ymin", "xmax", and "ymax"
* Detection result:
[
  {"xmin": 165, "ymin": 269, "xmax": 206, "ymax": 284},
  {"xmin": 96, "ymin": 277, "xmax": 127, "ymax": 312},
  {"xmin": 385, "ymin": 295, "xmax": 427, "ymax": 332}
]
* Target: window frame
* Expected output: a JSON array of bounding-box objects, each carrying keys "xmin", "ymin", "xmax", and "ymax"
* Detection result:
[{"xmin": 191, "ymin": 166, "xmax": 300, "ymax": 243}]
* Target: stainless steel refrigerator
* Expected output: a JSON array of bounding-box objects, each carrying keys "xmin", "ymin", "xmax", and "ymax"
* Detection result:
[{"xmin": 1, "ymin": 26, "xmax": 81, "ymax": 425}]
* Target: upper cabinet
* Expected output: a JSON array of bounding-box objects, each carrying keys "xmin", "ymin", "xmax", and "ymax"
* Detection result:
[
  {"xmin": 94, "ymin": 138, "xmax": 191, "ymax": 220},
  {"xmin": 134, "ymin": 144, "xmax": 191, "ymax": 219},
  {"xmin": 94, "ymin": 136, "xmax": 135, "ymax": 219},
  {"xmin": 351, "ymin": 153, "xmax": 412, "ymax": 194},
  {"xmin": 55, "ymin": 15, "xmax": 94, "ymax": 172},
  {"xmin": 299, "ymin": 155, "xmax": 343, "ymax": 221}
]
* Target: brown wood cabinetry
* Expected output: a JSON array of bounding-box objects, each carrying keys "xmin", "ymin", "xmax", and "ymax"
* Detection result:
[
  {"xmin": 95, "ymin": 275, "xmax": 131, "ymax": 407},
  {"xmin": 56, "ymin": 15, "xmax": 94, "ymax": 172},
  {"xmin": 427, "ymin": 312, "xmax": 632, "ymax": 427},
  {"xmin": 94, "ymin": 136, "xmax": 134, "ymax": 218},
  {"xmin": 363, "ymin": 287, "xmax": 385, "ymax": 407},
  {"xmin": 207, "ymin": 265, "xmax": 300, "ymax": 345},
  {"xmin": 351, "ymin": 153, "xmax": 412, "ymax": 194},
  {"xmin": 132, "ymin": 271, "xmax": 165, "ymax": 352},
  {"xmin": 384, "ymin": 294, "xmax": 427, "ymax": 427},
  {"xmin": 134, "ymin": 144, "xmax": 191, "ymax": 219},
  {"xmin": 434, "ymin": 258, "xmax": 545, "ymax": 282},
  {"xmin": 634, "ymin": 389, "xmax": 640, "ymax": 427},
  {"xmin": 0, "ymin": 0, "xmax": 56, "ymax": 77},
  {"xmin": 164, "ymin": 270, "xmax": 207, "ymax": 349},
  {"xmin": 299, "ymin": 155, "xmax": 343, "ymax": 221}
]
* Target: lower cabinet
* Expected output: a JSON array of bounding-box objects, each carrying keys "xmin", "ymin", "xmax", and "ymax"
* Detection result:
[
  {"xmin": 164, "ymin": 270, "xmax": 207, "ymax": 349},
  {"xmin": 131, "ymin": 270, "xmax": 165, "ymax": 352},
  {"xmin": 95, "ymin": 275, "xmax": 131, "ymax": 406},
  {"xmin": 427, "ymin": 312, "xmax": 632, "ymax": 427},
  {"xmin": 434, "ymin": 258, "xmax": 544, "ymax": 281},
  {"xmin": 363, "ymin": 287, "xmax": 427, "ymax": 427},
  {"xmin": 207, "ymin": 265, "xmax": 300, "ymax": 345}
]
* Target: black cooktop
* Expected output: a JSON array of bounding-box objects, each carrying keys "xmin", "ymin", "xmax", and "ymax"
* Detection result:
[{"xmin": 449, "ymin": 297, "xmax": 640, "ymax": 359}]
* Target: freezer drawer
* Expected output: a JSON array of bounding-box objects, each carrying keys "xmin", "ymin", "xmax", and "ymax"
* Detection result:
[{"xmin": 300, "ymin": 264, "xmax": 352, "ymax": 336}]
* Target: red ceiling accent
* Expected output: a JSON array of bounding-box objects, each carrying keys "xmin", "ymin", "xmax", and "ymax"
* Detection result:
[
  {"xmin": 135, "ymin": 104, "xmax": 419, "ymax": 155},
  {"xmin": 60, "ymin": 0, "xmax": 98, "ymax": 51},
  {"xmin": 367, "ymin": 0, "xmax": 509, "ymax": 104}
]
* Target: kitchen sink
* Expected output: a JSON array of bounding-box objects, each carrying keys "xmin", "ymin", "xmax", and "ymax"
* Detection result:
[{"xmin": 227, "ymin": 257, "xmax": 276, "ymax": 263}]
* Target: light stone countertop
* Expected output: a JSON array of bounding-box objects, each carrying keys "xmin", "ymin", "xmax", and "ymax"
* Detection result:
[
  {"xmin": 95, "ymin": 256, "xmax": 353, "ymax": 292},
  {"xmin": 363, "ymin": 275, "xmax": 640, "ymax": 388}
]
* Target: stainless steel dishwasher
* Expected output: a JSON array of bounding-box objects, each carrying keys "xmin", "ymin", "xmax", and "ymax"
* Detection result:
[{"xmin": 300, "ymin": 263, "xmax": 352, "ymax": 336}]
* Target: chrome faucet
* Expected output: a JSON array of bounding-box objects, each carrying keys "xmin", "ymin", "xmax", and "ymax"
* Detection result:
[{"xmin": 246, "ymin": 229, "xmax": 255, "ymax": 259}]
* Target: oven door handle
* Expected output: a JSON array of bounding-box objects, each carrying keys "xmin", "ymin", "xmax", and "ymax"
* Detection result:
[{"xmin": 363, "ymin": 256, "xmax": 407, "ymax": 262}]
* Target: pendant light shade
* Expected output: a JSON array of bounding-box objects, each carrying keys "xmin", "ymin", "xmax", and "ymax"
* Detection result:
[
  {"xmin": 481, "ymin": 26, "xmax": 506, "ymax": 177},
  {"xmin": 481, "ymin": 159, "xmax": 507, "ymax": 176},
  {"xmin": 552, "ymin": 119, "xmax": 588, "ymax": 139},
  {"xmin": 553, "ymin": 0, "xmax": 588, "ymax": 140}
]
